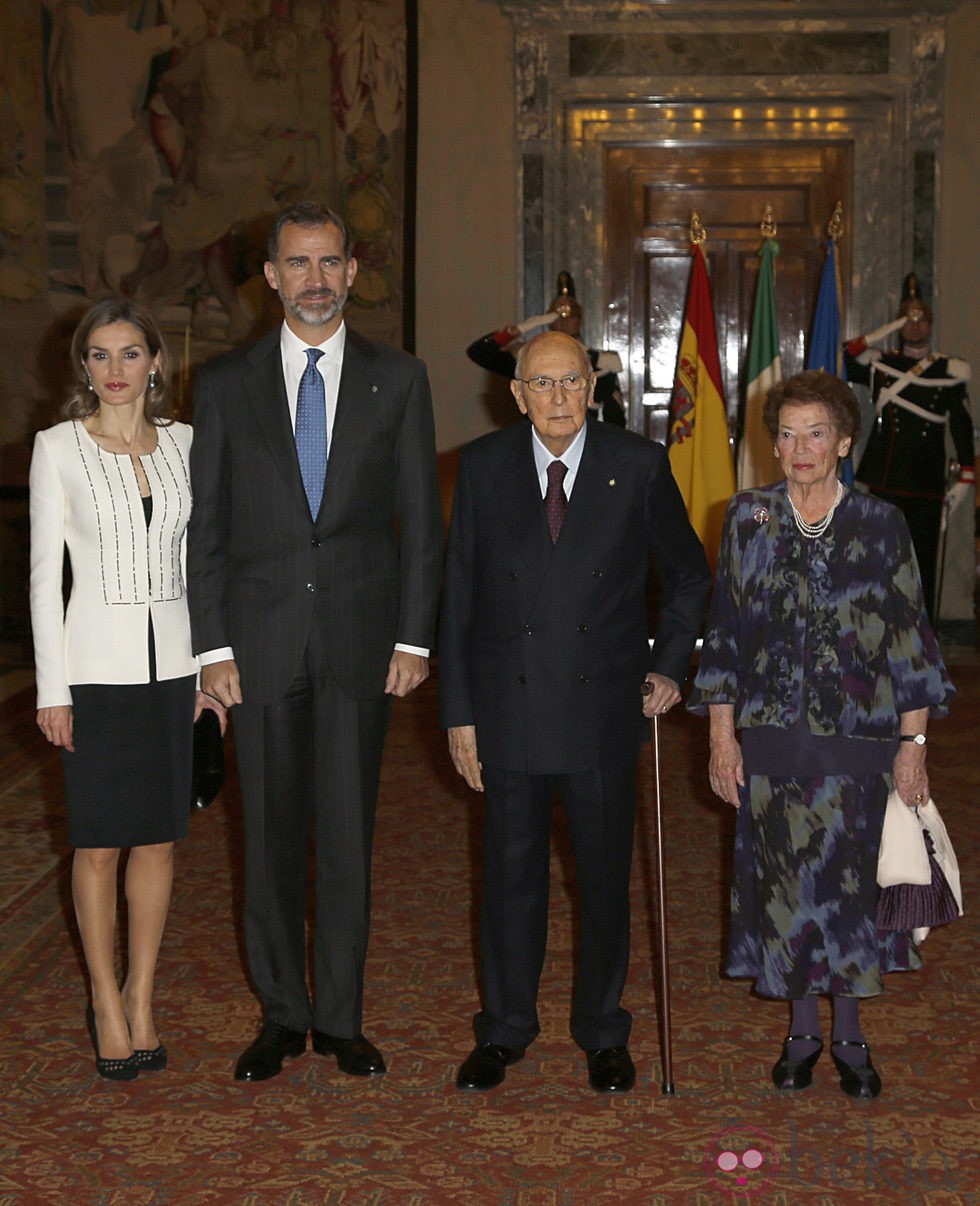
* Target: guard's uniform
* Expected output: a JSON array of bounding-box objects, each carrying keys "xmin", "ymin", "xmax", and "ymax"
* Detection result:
[{"xmin": 846, "ymin": 345, "xmax": 974, "ymax": 617}]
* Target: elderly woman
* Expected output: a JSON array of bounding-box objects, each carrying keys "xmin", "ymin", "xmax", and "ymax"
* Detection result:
[
  {"xmin": 30, "ymin": 298, "xmax": 224, "ymax": 1080},
  {"xmin": 690, "ymin": 370, "xmax": 954, "ymax": 1100}
]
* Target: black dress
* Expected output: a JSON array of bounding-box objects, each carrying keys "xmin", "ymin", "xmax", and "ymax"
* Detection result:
[{"xmin": 62, "ymin": 496, "xmax": 195, "ymax": 848}]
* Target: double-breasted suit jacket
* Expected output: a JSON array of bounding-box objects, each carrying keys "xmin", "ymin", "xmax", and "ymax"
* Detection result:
[
  {"xmin": 439, "ymin": 419, "xmax": 711, "ymax": 774},
  {"xmin": 187, "ymin": 326, "xmax": 444, "ymax": 703}
]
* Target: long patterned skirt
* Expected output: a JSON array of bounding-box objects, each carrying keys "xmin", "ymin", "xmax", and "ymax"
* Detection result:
[{"xmin": 726, "ymin": 773, "xmax": 920, "ymax": 999}]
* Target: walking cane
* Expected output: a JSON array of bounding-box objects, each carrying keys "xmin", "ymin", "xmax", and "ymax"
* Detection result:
[{"xmin": 642, "ymin": 686, "xmax": 676, "ymax": 1095}]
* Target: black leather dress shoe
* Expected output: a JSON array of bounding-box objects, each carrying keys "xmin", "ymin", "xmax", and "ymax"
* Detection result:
[
  {"xmin": 234, "ymin": 1022, "xmax": 306, "ymax": 1082},
  {"xmin": 312, "ymin": 1031, "xmax": 386, "ymax": 1076},
  {"xmin": 456, "ymin": 1043, "xmax": 525, "ymax": 1091},
  {"xmin": 586, "ymin": 1046, "xmax": 636, "ymax": 1092},
  {"xmin": 133, "ymin": 1044, "xmax": 168, "ymax": 1072},
  {"xmin": 771, "ymin": 1034, "xmax": 823, "ymax": 1091},
  {"xmin": 86, "ymin": 1006, "xmax": 138, "ymax": 1082},
  {"xmin": 831, "ymin": 1040, "xmax": 882, "ymax": 1100}
]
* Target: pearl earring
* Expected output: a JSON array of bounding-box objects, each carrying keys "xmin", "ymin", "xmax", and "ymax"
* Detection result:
[
  {"xmin": 149, "ymin": 370, "xmax": 157, "ymax": 389},
  {"xmin": 86, "ymin": 374, "xmax": 94, "ymax": 391}
]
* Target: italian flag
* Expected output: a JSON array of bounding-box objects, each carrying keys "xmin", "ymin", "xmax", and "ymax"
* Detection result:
[{"xmin": 737, "ymin": 238, "xmax": 782, "ymax": 490}]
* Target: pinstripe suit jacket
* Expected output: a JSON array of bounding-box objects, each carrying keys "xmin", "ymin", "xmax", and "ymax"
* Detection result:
[{"xmin": 187, "ymin": 326, "xmax": 443, "ymax": 704}]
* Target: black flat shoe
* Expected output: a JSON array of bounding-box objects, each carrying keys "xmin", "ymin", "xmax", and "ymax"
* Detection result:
[
  {"xmin": 311, "ymin": 1031, "xmax": 386, "ymax": 1076},
  {"xmin": 831, "ymin": 1040, "xmax": 882, "ymax": 1100},
  {"xmin": 134, "ymin": 1045, "xmax": 168, "ymax": 1072},
  {"xmin": 234, "ymin": 1022, "xmax": 306, "ymax": 1082},
  {"xmin": 586, "ymin": 1046, "xmax": 636, "ymax": 1093},
  {"xmin": 771, "ymin": 1034, "xmax": 823, "ymax": 1091},
  {"xmin": 86, "ymin": 1006, "xmax": 138, "ymax": 1082},
  {"xmin": 456, "ymin": 1043, "xmax": 526, "ymax": 1091}
]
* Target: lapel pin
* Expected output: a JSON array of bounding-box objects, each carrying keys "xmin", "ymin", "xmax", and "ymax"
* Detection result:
[
  {"xmin": 609, "ymin": 478, "xmax": 616, "ymax": 487},
  {"xmin": 371, "ymin": 384, "xmax": 378, "ymax": 393},
  {"xmin": 753, "ymin": 505, "xmax": 769, "ymax": 524}
]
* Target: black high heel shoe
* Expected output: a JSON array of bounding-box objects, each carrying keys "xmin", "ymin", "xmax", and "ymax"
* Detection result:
[
  {"xmin": 86, "ymin": 1006, "xmax": 138, "ymax": 1082},
  {"xmin": 771, "ymin": 1034, "xmax": 823, "ymax": 1091},
  {"xmin": 133, "ymin": 1045, "xmax": 168, "ymax": 1072},
  {"xmin": 831, "ymin": 1040, "xmax": 882, "ymax": 1100}
]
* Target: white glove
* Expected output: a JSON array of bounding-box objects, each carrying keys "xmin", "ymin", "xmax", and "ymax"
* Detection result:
[
  {"xmin": 594, "ymin": 350, "xmax": 623, "ymax": 373},
  {"xmin": 862, "ymin": 316, "xmax": 907, "ymax": 345},
  {"xmin": 942, "ymin": 479, "xmax": 974, "ymax": 529},
  {"xmin": 514, "ymin": 312, "xmax": 557, "ymax": 336}
]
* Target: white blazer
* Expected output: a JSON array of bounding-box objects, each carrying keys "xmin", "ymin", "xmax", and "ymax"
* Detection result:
[{"xmin": 30, "ymin": 420, "xmax": 197, "ymax": 708}]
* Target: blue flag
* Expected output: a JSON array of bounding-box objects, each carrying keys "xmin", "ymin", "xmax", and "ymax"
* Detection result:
[{"xmin": 806, "ymin": 239, "xmax": 851, "ymax": 484}]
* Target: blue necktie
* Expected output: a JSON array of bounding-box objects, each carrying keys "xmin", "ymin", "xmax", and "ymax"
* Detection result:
[{"xmin": 296, "ymin": 348, "xmax": 327, "ymax": 518}]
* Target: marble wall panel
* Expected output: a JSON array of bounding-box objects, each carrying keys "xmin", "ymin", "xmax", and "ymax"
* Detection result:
[{"xmin": 568, "ymin": 32, "xmax": 891, "ymax": 78}]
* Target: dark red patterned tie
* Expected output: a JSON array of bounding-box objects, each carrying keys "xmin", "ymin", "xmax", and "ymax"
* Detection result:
[{"xmin": 544, "ymin": 459, "xmax": 568, "ymax": 544}]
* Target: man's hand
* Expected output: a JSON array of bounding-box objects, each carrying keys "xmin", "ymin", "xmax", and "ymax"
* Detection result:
[
  {"xmin": 194, "ymin": 689, "xmax": 228, "ymax": 734},
  {"xmin": 201, "ymin": 659, "xmax": 242, "ymax": 709},
  {"xmin": 384, "ymin": 651, "xmax": 429, "ymax": 697},
  {"xmin": 448, "ymin": 725, "xmax": 483, "ymax": 792},
  {"xmin": 640, "ymin": 673, "xmax": 681, "ymax": 718},
  {"xmin": 37, "ymin": 705, "xmax": 74, "ymax": 752}
]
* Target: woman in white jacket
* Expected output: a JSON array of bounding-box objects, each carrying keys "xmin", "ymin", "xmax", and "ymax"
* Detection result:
[{"xmin": 30, "ymin": 298, "xmax": 223, "ymax": 1080}]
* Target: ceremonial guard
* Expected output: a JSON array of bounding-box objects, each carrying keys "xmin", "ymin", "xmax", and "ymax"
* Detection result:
[
  {"xmin": 466, "ymin": 272, "xmax": 627, "ymax": 427},
  {"xmin": 845, "ymin": 274, "xmax": 975, "ymax": 621}
]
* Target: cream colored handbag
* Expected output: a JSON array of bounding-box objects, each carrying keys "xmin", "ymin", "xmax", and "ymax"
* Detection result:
[{"xmin": 877, "ymin": 792, "xmax": 963, "ymax": 943}]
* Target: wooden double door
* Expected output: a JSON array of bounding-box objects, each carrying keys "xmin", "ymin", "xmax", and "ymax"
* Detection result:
[{"xmin": 604, "ymin": 142, "xmax": 852, "ymax": 439}]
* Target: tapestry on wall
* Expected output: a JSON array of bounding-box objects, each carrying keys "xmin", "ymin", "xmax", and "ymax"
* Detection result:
[{"xmin": 0, "ymin": 0, "xmax": 412, "ymax": 451}]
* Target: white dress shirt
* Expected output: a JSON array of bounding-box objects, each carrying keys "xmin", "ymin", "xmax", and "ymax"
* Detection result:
[{"xmin": 531, "ymin": 422, "xmax": 587, "ymax": 498}]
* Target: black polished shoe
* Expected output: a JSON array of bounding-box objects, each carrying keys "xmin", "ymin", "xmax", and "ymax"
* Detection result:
[
  {"xmin": 456, "ymin": 1043, "xmax": 526, "ymax": 1091},
  {"xmin": 133, "ymin": 1045, "xmax": 168, "ymax": 1072},
  {"xmin": 234, "ymin": 1022, "xmax": 306, "ymax": 1082},
  {"xmin": 311, "ymin": 1031, "xmax": 386, "ymax": 1076},
  {"xmin": 586, "ymin": 1046, "xmax": 636, "ymax": 1093},
  {"xmin": 771, "ymin": 1034, "xmax": 824, "ymax": 1091},
  {"xmin": 86, "ymin": 1006, "xmax": 138, "ymax": 1082},
  {"xmin": 831, "ymin": 1040, "xmax": 882, "ymax": 1100}
]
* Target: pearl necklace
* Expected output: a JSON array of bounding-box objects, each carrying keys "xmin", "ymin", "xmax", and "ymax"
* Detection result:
[{"xmin": 788, "ymin": 480, "xmax": 844, "ymax": 539}]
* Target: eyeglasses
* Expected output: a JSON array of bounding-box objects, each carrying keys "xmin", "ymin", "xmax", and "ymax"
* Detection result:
[{"xmin": 516, "ymin": 372, "xmax": 589, "ymax": 394}]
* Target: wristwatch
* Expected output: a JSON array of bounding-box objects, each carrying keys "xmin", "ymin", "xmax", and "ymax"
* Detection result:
[{"xmin": 900, "ymin": 733, "xmax": 927, "ymax": 745}]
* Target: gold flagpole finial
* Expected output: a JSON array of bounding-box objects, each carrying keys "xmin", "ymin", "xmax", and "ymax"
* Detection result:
[
  {"xmin": 760, "ymin": 203, "xmax": 777, "ymax": 240},
  {"xmin": 826, "ymin": 201, "xmax": 844, "ymax": 243},
  {"xmin": 690, "ymin": 211, "xmax": 707, "ymax": 245}
]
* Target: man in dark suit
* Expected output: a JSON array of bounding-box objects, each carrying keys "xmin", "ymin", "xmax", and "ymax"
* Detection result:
[
  {"xmin": 187, "ymin": 202, "xmax": 443, "ymax": 1082},
  {"xmin": 440, "ymin": 330, "xmax": 711, "ymax": 1092}
]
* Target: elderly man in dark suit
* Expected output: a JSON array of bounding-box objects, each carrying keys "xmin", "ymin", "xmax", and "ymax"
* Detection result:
[
  {"xmin": 187, "ymin": 202, "xmax": 443, "ymax": 1082},
  {"xmin": 440, "ymin": 330, "xmax": 711, "ymax": 1092}
]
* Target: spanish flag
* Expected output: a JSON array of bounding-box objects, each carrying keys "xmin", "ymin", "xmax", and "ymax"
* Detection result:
[{"xmin": 668, "ymin": 244, "xmax": 735, "ymax": 568}]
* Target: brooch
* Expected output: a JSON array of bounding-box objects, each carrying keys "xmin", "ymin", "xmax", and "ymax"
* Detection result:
[{"xmin": 752, "ymin": 505, "xmax": 769, "ymax": 525}]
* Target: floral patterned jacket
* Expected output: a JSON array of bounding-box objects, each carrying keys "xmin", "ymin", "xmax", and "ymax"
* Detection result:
[{"xmin": 688, "ymin": 482, "xmax": 954, "ymax": 737}]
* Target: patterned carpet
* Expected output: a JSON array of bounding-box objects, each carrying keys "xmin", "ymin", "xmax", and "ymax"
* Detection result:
[{"xmin": 0, "ymin": 654, "xmax": 976, "ymax": 1206}]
